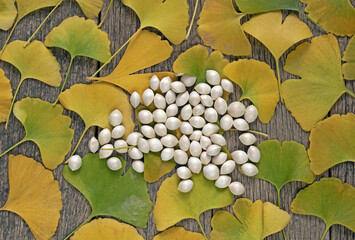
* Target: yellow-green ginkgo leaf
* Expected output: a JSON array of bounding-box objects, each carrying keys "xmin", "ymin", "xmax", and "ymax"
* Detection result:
[
  {"xmin": 223, "ymin": 59, "xmax": 279, "ymax": 123},
  {"xmin": 153, "ymin": 173, "xmax": 233, "ymax": 234},
  {"xmin": 291, "ymin": 178, "xmax": 355, "ymax": 237},
  {"xmin": 210, "ymin": 198, "xmax": 291, "ymax": 240},
  {"xmin": 235, "ymin": 0, "xmax": 301, "ymax": 13},
  {"xmin": 308, "ymin": 113, "xmax": 355, "ymax": 175},
  {"xmin": 197, "ymin": 0, "xmax": 251, "ymax": 56},
  {"xmin": 0, "ymin": 0, "xmax": 17, "ymax": 31},
  {"xmin": 282, "ymin": 34, "xmax": 355, "ymax": 131},
  {"xmin": 0, "ymin": 68, "xmax": 12, "ymax": 124},
  {"xmin": 0, "ymin": 98, "xmax": 74, "ymax": 170},
  {"xmin": 89, "ymin": 30, "xmax": 175, "ymax": 95},
  {"xmin": 75, "ymin": 0, "xmax": 103, "ymax": 19},
  {"xmin": 58, "ymin": 83, "xmax": 134, "ymax": 155},
  {"xmin": 342, "ymin": 36, "xmax": 355, "ymax": 80},
  {"xmin": 0, "ymin": 40, "xmax": 62, "ymax": 128},
  {"xmin": 0, "ymin": 155, "xmax": 62, "ymax": 240},
  {"xmin": 71, "ymin": 218, "xmax": 144, "ymax": 240},
  {"xmin": 121, "ymin": 0, "xmax": 189, "ymax": 45},
  {"xmin": 173, "ymin": 45, "xmax": 229, "ymax": 85},
  {"xmin": 153, "ymin": 227, "xmax": 205, "ymax": 240},
  {"xmin": 301, "ymin": 0, "xmax": 355, "ymax": 36}
]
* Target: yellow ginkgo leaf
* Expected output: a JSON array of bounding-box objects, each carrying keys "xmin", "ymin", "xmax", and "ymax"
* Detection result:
[
  {"xmin": 122, "ymin": 0, "xmax": 189, "ymax": 45},
  {"xmin": 210, "ymin": 198, "xmax": 291, "ymax": 240},
  {"xmin": 76, "ymin": 0, "xmax": 103, "ymax": 19},
  {"xmin": 197, "ymin": 0, "xmax": 251, "ymax": 56},
  {"xmin": 15, "ymin": 0, "xmax": 60, "ymax": 20},
  {"xmin": 223, "ymin": 59, "xmax": 279, "ymax": 123},
  {"xmin": 153, "ymin": 227, "xmax": 205, "ymax": 240},
  {"xmin": 301, "ymin": 0, "xmax": 355, "ymax": 36},
  {"xmin": 90, "ymin": 30, "xmax": 175, "ymax": 95},
  {"xmin": 59, "ymin": 83, "xmax": 134, "ymax": 154},
  {"xmin": 342, "ymin": 36, "xmax": 355, "ymax": 80},
  {"xmin": 0, "ymin": 155, "xmax": 62, "ymax": 240},
  {"xmin": 0, "ymin": 68, "xmax": 12, "ymax": 124},
  {"xmin": 282, "ymin": 34, "xmax": 354, "ymax": 131},
  {"xmin": 0, "ymin": 0, "xmax": 17, "ymax": 31},
  {"xmin": 70, "ymin": 218, "xmax": 144, "ymax": 240}
]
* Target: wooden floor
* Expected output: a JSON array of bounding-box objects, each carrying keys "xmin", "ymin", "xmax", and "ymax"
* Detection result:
[{"xmin": 0, "ymin": 1, "xmax": 354, "ymax": 239}]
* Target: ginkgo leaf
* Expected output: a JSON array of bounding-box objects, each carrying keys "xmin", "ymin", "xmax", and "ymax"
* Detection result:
[
  {"xmin": 308, "ymin": 113, "xmax": 355, "ymax": 175},
  {"xmin": 90, "ymin": 30, "xmax": 175, "ymax": 95},
  {"xmin": 342, "ymin": 36, "xmax": 355, "ymax": 80},
  {"xmin": 223, "ymin": 59, "xmax": 279, "ymax": 123},
  {"xmin": 0, "ymin": 155, "xmax": 62, "ymax": 240},
  {"xmin": 71, "ymin": 218, "xmax": 144, "ymax": 240},
  {"xmin": 153, "ymin": 227, "xmax": 205, "ymax": 240},
  {"xmin": 255, "ymin": 140, "xmax": 315, "ymax": 202},
  {"xmin": 76, "ymin": 0, "xmax": 103, "ymax": 19},
  {"xmin": 144, "ymin": 151, "xmax": 175, "ymax": 183},
  {"xmin": 301, "ymin": 0, "xmax": 355, "ymax": 36},
  {"xmin": 235, "ymin": 0, "xmax": 301, "ymax": 13},
  {"xmin": 59, "ymin": 83, "xmax": 134, "ymax": 154},
  {"xmin": 0, "ymin": 98, "xmax": 74, "ymax": 169},
  {"xmin": 0, "ymin": 0, "xmax": 17, "ymax": 31},
  {"xmin": 291, "ymin": 178, "xmax": 355, "ymax": 236},
  {"xmin": 197, "ymin": 0, "xmax": 251, "ymax": 56},
  {"xmin": 121, "ymin": 0, "xmax": 189, "ymax": 45},
  {"xmin": 210, "ymin": 198, "xmax": 291, "ymax": 240},
  {"xmin": 153, "ymin": 173, "xmax": 233, "ymax": 232},
  {"xmin": 282, "ymin": 34, "xmax": 355, "ymax": 131},
  {"xmin": 173, "ymin": 45, "xmax": 229, "ymax": 85},
  {"xmin": 63, "ymin": 153, "xmax": 153, "ymax": 229},
  {"xmin": 0, "ymin": 68, "xmax": 12, "ymax": 124},
  {"xmin": 15, "ymin": 0, "xmax": 60, "ymax": 20}
]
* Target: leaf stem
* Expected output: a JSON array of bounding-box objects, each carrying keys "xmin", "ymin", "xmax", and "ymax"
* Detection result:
[
  {"xmin": 247, "ymin": 130, "xmax": 268, "ymax": 138},
  {"xmin": 90, "ymin": 27, "xmax": 143, "ymax": 78},
  {"xmin": 98, "ymin": 0, "xmax": 113, "ymax": 28},
  {"xmin": 196, "ymin": 218, "xmax": 208, "ymax": 240},
  {"xmin": 66, "ymin": 126, "xmax": 89, "ymax": 162},
  {"xmin": 346, "ymin": 88, "xmax": 355, "ymax": 98},
  {"xmin": 24, "ymin": 0, "xmax": 63, "ymax": 48},
  {"xmin": 0, "ymin": 138, "xmax": 27, "ymax": 158},
  {"xmin": 299, "ymin": 11, "xmax": 327, "ymax": 33},
  {"xmin": 320, "ymin": 225, "xmax": 330, "ymax": 240},
  {"xmin": 63, "ymin": 213, "xmax": 94, "ymax": 240},
  {"xmin": 275, "ymin": 58, "xmax": 283, "ymax": 102},
  {"xmin": 54, "ymin": 56, "xmax": 74, "ymax": 105},
  {"xmin": 0, "ymin": 19, "xmax": 19, "ymax": 58},
  {"xmin": 101, "ymin": 146, "xmax": 135, "ymax": 150},
  {"xmin": 277, "ymin": 189, "xmax": 288, "ymax": 240},
  {"xmin": 185, "ymin": 0, "xmax": 199, "ymax": 40},
  {"xmin": 5, "ymin": 77, "xmax": 25, "ymax": 130}
]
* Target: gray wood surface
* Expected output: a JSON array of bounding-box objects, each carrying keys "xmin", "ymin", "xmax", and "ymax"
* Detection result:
[{"xmin": 0, "ymin": 0, "xmax": 354, "ymax": 239}]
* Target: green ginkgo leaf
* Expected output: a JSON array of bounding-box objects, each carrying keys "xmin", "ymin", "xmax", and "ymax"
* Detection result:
[
  {"xmin": 342, "ymin": 36, "xmax": 355, "ymax": 80},
  {"xmin": 0, "ymin": 0, "xmax": 17, "ymax": 31},
  {"xmin": 63, "ymin": 153, "xmax": 153, "ymax": 230},
  {"xmin": 0, "ymin": 98, "xmax": 74, "ymax": 170},
  {"xmin": 235, "ymin": 0, "xmax": 301, "ymax": 14},
  {"xmin": 291, "ymin": 178, "xmax": 355, "ymax": 237}
]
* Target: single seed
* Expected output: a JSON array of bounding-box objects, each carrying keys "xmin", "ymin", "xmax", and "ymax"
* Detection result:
[
  {"xmin": 165, "ymin": 117, "xmax": 181, "ymax": 130},
  {"xmin": 192, "ymin": 104, "xmax": 205, "ymax": 116},
  {"xmin": 221, "ymin": 79, "xmax": 234, "ymax": 93},
  {"xmin": 107, "ymin": 157, "xmax": 122, "ymax": 171},
  {"xmin": 154, "ymin": 123, "xmax": 168, "ymax": 137},
  {"xmin": 177, "ymin": 166, "xmax": 192, "ymax": 179},
  {"xmin": 233, "ymin": 118, "xmax": 249, "ymax": 131},
  {"xmin": 142, "ymin": 88, "xmax": 154, "ymax": 106},
  {"xmin": 109, "ymin": 109, "xmax": 123, "ymax": 127},
  {"xmin": 180, "ymin": 122, "xmax": 194, "ymax": 135},
  {"xmin": 178, "ymin": 179, "xmax": 194, "ymax": 193},
  {"xmin": 241, "ymin": 163, "xmax": 259, "ymax": 176},
  {"xmin": 212, "ymin": 152, "xmax": 227, "ymax": 165},
  {"xmin": 137, "ymin": 138, "xmax": 150, "ymax": 153},
  {"xmin": 210, "ymin": 134, "xmax": 226, "ymax": 146},
  {"xmin": 204, "ymin": 108, "xmax": 218, "ymax": 123},
  {"xmin": 68, "ymin": 155, "xmax": 82, "ymax": 171},
  {"xmin": 149, "ymin": 75, "xmax": 160, "ymax": 91},
  {"xmin": 247, "ymin": 146, "xmax": 261, "ymax": 163},
  {"xmin": 206, "ymin": 69, "xmax": 221, "ymax": 85},
  {"xmin": 239, "ymin": 133, "xmax": 257, "ymax": 145},
  {"xmin": 166, "ymin": 104, "xmax": 178, "ymax": 117},
  {"xmin": 228, "ymin": 101, "xmax": 246, "ymax": 118},
  {"xmin": 195, "ymin": 83, "xmax": 211, "ymax": 95},
  {"xmin": 114, "ymin": 140, "xmax": 128, "ymax": 153},
  {"xmin": 181, "ymin": 104, "xmax": 193, "ymax": 120},
  {"xmin": 200, "ymin": 151, "xmax": 211, "ymax": 165},
  {"xmin": 126, "ymin": 132, "xmax": 143, "ymax": 146},
  {"xmin": 188, "ymin": 157, "xmax": 202, "ymax": 174},
  {"xmin": 161, "ymin": 148, "xmax": 175, "ymax": 161},
  {"xmin": 174, "ymin": 149, "xmax": 189, "ymax": 165},
  {"xmin": 189, "ymin": 130, "xmax": 202, "ymax": 141},
  {"xmin": 190, "ymin": 140, "xmax": 202, "ymax": 157},
  {"xmin": 161, "ymin": 134, "xmax": 179, "ymax": 148},
  {"xmin": 202, "ymin": 123, "xmax": 219, "ymax": 137},
  {"xmin": 179, "ymin": 135, "xmax": 190, "ymax": 152},
  {"xmin": 244, "ymin": 105, "xmax": 258, "ymax": 123},
  {"xmin": 160, "ymin": 76, "xmax": 172, "ymax": 93},
  {"xmin": 88, "ymin": 137, "xmax": 99, "ymax": 153},
  {"xmin": 189, "ymin": 91, "xmax": 200, "ymax": 106},
  {"xmin": 98, "ymin": 128, "xmax": 111, "ymax": 145},
  {"xmin": 231, "ymin": 150, "xmax": 248, "ymax": 164},
  {"xmin": 171, "ymin": 81, "xmax": 186, "ymax": 93},
  {"xmin": 153, "ymin": 109, "xmax": 167, "ymax": 123},
  {"xmin": 220, "ymin": 160, "xmax": 236, "ymax": 174},
  {"xmin": 206, "ymin": 144, "xmax": 221, "ymax": 156},
  {"xmin": 203, "ymin": 164, "xmax": 219, "ymax": 180},
  {"xmin": 111, "ymin": 125, "xmax": 125, "ymax": 139},
  {"xmin": 154, "ymin": 93, "xmax": 166, "ymax": 109},
  {"xmin": 128, "ymin": 147, "xmax": 143, "ymax": 160},
  {"xmin": 148, "ymin": 138, "xmax": 163, "ymax": 152},
  {"xmin": 189, "ymin": 116, "xmax": 206, "ymax": 128},
  {"xmin": 181, "ymin": 74, "xmax": 197, "ymax": 87},
  {"xmin": 214, "ymin": 97, "xmax": 228, "ymax": 115},
  {"xmin": 215, "ymin": 175, "xmax": 231, "ymax": 189},
  {"xmin": 99, "ymin": 144, "xmax": 114, "ymax": 159},
  {"xmin": 130, "ymin": 91, "xmax": 141, "ymax": 108},
  {"xmin": 176, "ymin": 91, "xmax": 189, "ymax": 106},
  {"xmin": 220, "ymin": 114, "xmax": 233, "ymax": 131},
  {"xmin": 211, "ymin": 86, "xmax": 223, "ymax": 100},
  {"xmin": 229, "ymin": 182, "xmax": 245, "ymax": 195},
  {"xmin": 132, "ymin": 160, "xmax": 144, "ymax": 173},
  {"xmin": 138, "ymin": 110, "xmax": 153, "ymax": 124},
  {"xmin": 200, "ymin": 136, "xmax": 212, "ymax": 150},
  {"xmin": 141, "ymin": 125, "xmax": 156, "ymax": 139},
  {"xmin": 165, "ymin": 90, "xmax": 176, "ymax": 105},
  {"xmin": 200, "ymin": 95, "xmax": 213, "ymax": 107}
]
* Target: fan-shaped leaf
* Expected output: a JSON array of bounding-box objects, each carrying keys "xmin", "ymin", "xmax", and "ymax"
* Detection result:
[
  {"xmin": 144, "ymin": 151, "xmax": 175, "ymax": 183},
  {"xmin": 121, "ymin": 0, "xmax": 189, "ymax": 45},
  {"xmin": 210, "ymin": 198, "xmax": 291, "ymax": 240},
  {"xmin": 308, "ymin": 113, "xmax": 355, "ymax": 175},
  {"xmin": 0, "ymin": 155, "xmax": 62, "ymax": 240},
  {"xmin": 342, "ymin": 36, "xmax": 355, "ymax": 80},
  {"xmin": 282, "ymin": 34, "xmax": 354, "ymax": 131},
  {"xmin": 173, "ymin": 45, "xmax": 229, "ymax": 85},
  {"xmin": 153, "ymin": 227, "xmax": 205, "ymax": 240},
  {"xmin": 197, "ymin": 0, "xmax": 251, "ymax": 56},
  {"xmin": 71, "ymin": 218, "xmax": 144, "ymax": 240},
  {"xmin": 291, "ymin": 178, "xmax": 355, "ymax": 234},
  {"xmin": 153, "ymin": 173, "xmax": 233, "ymax": 231},
  {"xmin": 0, "ymin": 68, "xmax": 12, "ymax": 124},
  {"xmin": 0, "ymin": 0, "xmax": 17, "ymax": 31},
  {"xmin": 15, "ymin": 0, "xmax": 60, "ymax": 20},
  {"xmin": 235, "ymin": 0, "xmax": 301, "ymax": 13},
  {"xmin": 63, "ymin": 153, "xmax": 153, "ymax": 228},
  {"xmin": 223, "ymin": 59, "xmax": 279, "ymax": 123},
  {"xmin": 76, "ymin": 0, "xmax": 103, "ymax": 19}
]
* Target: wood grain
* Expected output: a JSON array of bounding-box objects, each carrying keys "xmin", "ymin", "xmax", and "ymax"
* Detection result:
[{"xmin": 0, "ymin": 0, "xmax": 353, "ymax": 239}]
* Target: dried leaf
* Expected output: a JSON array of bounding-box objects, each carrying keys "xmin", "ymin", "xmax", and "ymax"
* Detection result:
[
  {"xmin": 91, "ymin": 30, "xmax": 175, "ymax": 95},
  {"xmin": 153, "ymin": 173, "xmax": 233, "ymax": 231},
  {"xmin": 342, "ymin": 36, "xmax": 355, "ymax": 80},
  {"xmin": 15, "ymin": 0, "xmax": 60, "ymax": 20},
  {"xmin": 282, "ymin": 34, "xmax": 354, "ymax": 131},
  {"xmin": 63, "ymin": 153, "xmax": 153, "ymax": 228},
  {"xmin": 197, "ymin": 0, "xmax": 251, "ymax": 56},
  {"xmin": 255, "ymin": 140, "xmax": 315, "ymax": 193},
  {"xmin": 301, "ymin": 0, "xmax": 355, "ymax": 36},
  {"xmin": 308, "ymin": 113, "xmax": 355, "ymax": 175},
  {"xmin": 0, "ymin": 68, "xmax": 12, "ymax": 124},
  {"xmin": 173, "ymin": 45, "xmax": 229, "ymax": 85},
  {"xmin": 223, "ymin": 59, "xmax": 279, "ymax": 123},
  {"xmin": 210, "ymin": 198, "xmax": 291, "ymax": 240},
  {"xmin": 121, "ymin": 0, "xmax": 189, "ymax": 45},
  {"xmin": 76, "ymin": 0, "xmax": 103, "ymax": 19},
  {"xmin": 153, "ymin": 227, "xmax": 205, "ymax": 240},
  {"xmin": 235, "ymin": 0, "xmax": 301, "ymax": 13},
  {"xmin": 0, "ymin": 0, "xmax": 17, "ymax": 31},
  {"xmin": 291, "ymin": 178, "xmax": 355, "ymax": 234},
  {"xmin": 0, "ymin": 155, "xmax": 62, "ymax": 240},
  {"xmin": 71, "ymin": 218, "xmax": 144, "ymax": 240}
]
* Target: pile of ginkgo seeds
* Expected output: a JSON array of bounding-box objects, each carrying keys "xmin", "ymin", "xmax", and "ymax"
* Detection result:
[{"xmin": 68, "ymin": 70, "xmax": 262, "ymax": 196}]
